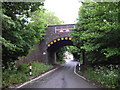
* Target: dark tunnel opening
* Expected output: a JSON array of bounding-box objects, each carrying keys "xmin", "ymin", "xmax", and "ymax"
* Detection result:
[{"xmin": 47, "ymin": 39, "xmax": 74, "ymax": 64}]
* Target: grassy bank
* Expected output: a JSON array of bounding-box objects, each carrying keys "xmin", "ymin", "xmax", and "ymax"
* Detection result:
[
  {"xmin": 2, "ymin": 62, "xmax": 53, "ymax": 88},
  {"xmin": 77, "ymin": 65, "xmax": 119, "ymax": 89}
]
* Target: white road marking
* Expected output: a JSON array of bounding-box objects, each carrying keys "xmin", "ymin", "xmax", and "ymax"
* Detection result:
[
  {"xmin": 74, "ymin": 63, "xmax": 98, "ymax": 87},
  {"xmin": 74, "ymin": 63, "xmax": 87, "ymax": 80},
  {"xmin": 17, "ymin": 68, "xmax": 58, "ymax": 88}
]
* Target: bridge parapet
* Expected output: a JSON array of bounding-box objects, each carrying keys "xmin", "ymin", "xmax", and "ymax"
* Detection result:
[{"xmin": 45, "ymin": 24, "xmax": 76, "ymax": 45}]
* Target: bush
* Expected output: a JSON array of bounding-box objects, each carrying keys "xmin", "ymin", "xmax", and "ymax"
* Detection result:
[
  {"xmin": 84, "ymin": 65, "xmax": 119, "ymax": 88},
  {"xmin": 31, "ymin": 62, "xmax": 53, "ymax": 76},
  {"xmin": 2, "ymin": 62, "xmax": 53, "ymax": 88}
]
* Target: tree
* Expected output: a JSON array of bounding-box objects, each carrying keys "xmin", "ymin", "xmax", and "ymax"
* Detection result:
[
  {"xmin": 29, "ymin": 10, "xmax": 64, "ymax": 29},
  {"xmin": 56, "ymin": 47, "xmax": 66, "ymax": 61},
  {"xmin": 71, "ymin": 2, "xmax": 120, "ymax": 64},
  {"xmin": 65, "ymin": 46, "xmax": 80, "ymax": 60},
  {"xmin": 2, "ymin": 2, "xmax": 46, "ymax": 68},
  {"xmin": 56, "ymin": 46, "xmax": 80, "ymax": 61},
  {"xmin": 44, "ymin": 11, "xmax": 64, "ymax": 25}
]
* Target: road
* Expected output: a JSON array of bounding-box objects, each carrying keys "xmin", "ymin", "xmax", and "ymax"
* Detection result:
[{"xmin": 19, "ymin": 61, "xmax": 98, "ymax": 88}]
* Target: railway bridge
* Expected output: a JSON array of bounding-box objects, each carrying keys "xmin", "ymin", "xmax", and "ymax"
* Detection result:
[{"xmin": 22, "ymin": 24, "xmax": 76, "ymax": 64}]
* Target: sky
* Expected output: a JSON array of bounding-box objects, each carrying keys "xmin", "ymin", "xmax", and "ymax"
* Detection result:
[{"xmin": 44, "ymin": 0, "xmax": 81, "ymax": 24}]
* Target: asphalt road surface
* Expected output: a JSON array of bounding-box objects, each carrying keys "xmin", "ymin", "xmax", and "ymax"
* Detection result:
[{"xmin": 20, "ymin": 61, "xmax": 98, "ymax": 88}]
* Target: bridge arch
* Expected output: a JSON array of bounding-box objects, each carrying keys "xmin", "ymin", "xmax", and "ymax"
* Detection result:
[
  {"xmin": 47, "ymin": 37, "xmax": 72, "ymax": 50},
  {"xmin": 47, "ymin": 37, "xmax": 73, "ymax": 64}
]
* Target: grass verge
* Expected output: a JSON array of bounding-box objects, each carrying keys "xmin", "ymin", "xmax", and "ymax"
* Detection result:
[
  {"xmin": 77, "ymin": 64, "xmax": 119, "ymax": 89},
  {"xmin": 2, "ymin": 62, "xmax": 53, "ymax": 88}
]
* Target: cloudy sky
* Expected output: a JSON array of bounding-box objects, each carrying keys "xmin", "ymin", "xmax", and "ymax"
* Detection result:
[{"xmin": 44, "ymin": 0, "xmax": 81, "ymax": 24}]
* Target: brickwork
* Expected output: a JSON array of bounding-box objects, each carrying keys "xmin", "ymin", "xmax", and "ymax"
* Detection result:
[{"xmin": 18, "ymin": 24, "xmax": 76, "ymax": 64}]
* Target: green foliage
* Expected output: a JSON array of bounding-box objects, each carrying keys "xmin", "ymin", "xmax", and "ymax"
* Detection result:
[
  {"xmin": 83, "ymin": 65, "xmax": 119, "ymax": 88},
  {"xmin": 2, "ymin": 2, "xmax": 46, "ymax": 67},
  {"xmin": 44, "ymin": 11, "xmax": 64, "ymax": 25},
  {"xmin": 64, "ymin": 46, "xmax": 81, "ymax": 60},
  {"xmin": 71, "ymin": 2, "xmax": 120, "ymax": 63},
  {"xmin": 31, "ymin": 10, "xmax": 64, "ymax": 26},
  {"xmin": 56, "ymin": 46, "xmax": 81, "ymax": 61},
  {"xmin": 0, "ymin": 37, "xmax": 17, "ymax": 50},
  {"xmin": 2, "ymin": 62, "xmax": 53, "ymax": 88},
  {"xmin": 2, "ymin": 2, "xmax": 44, "ymax": 19},
  {"xmin": 65, "ymin": 46, "xmax": 79, "ymax": 54},
  {"xmin": 31, "ymin": 62, "xmax": 53, "ymax": 76},
  {"xmin": 56, "ymin": 47, "xmax": 66, "ymax": 61}
]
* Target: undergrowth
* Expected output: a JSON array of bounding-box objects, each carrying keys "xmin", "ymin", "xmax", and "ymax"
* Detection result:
[
  {"xmin": 55, "ymin": 60, "xmax": 65, "ymax": 65},
  {"xmin": 83, "ymin": 65, "xmax": 119, "ymax": 89},
  {"xmin": 2, "ymin": 62, "xmax": 53, "ymax": 88}
]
